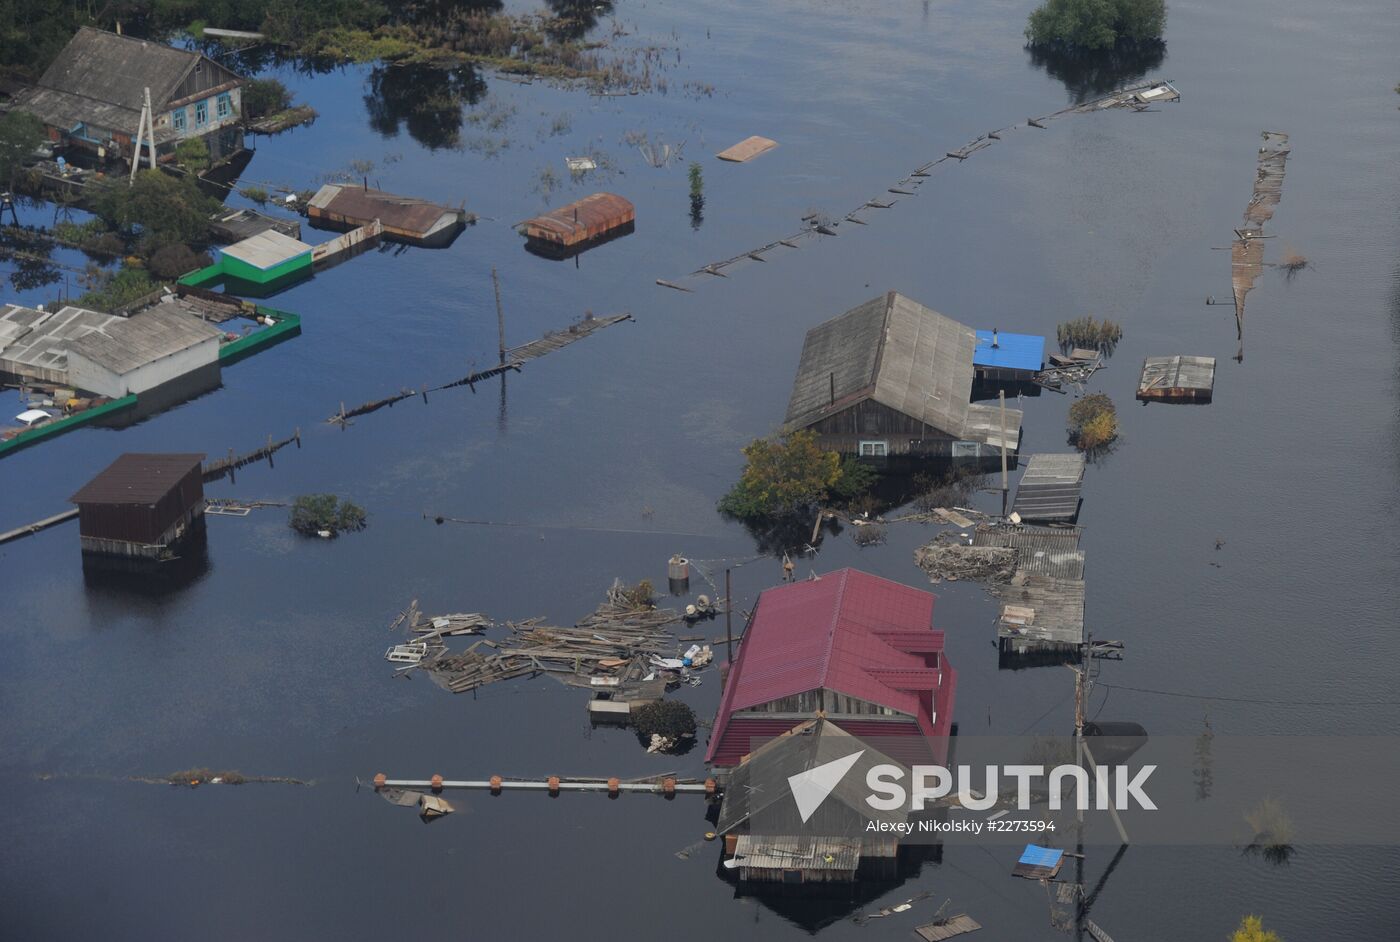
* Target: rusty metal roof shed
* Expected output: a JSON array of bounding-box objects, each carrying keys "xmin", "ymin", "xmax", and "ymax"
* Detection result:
[{"xmin": 520, "ymin": 193, "xmax": 634, "ymax": 247}]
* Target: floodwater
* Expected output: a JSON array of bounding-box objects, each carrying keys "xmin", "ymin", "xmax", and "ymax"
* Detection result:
[{"xmin": 3, "ymin": 0, "xmax": 1400, "ymax": 938}]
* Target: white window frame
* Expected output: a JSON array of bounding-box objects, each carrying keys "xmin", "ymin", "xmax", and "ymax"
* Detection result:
[{"xmin": 859, "ymin": 440, "xmax": 888, "ymax": 457}]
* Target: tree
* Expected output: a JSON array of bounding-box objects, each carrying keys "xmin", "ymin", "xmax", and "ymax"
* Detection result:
[
  {"xmin": 89, "ymin": 171, "xmax": 219, "ymax": 251},
  {"xmin": 0, "ymin": 110, "xmax": 44, "ymax": 191},
  {"xmin": 718, "ymin": 430, "xmax": 874, "ymax": 521},
  {"xmin": 174, "ymin": 137, "xmax": 210, "ymax": 173},
  {"xmin": 1231, "ymin": 915, "xmax": 1280, "ymax": 942},
  {"xmin": 289, "ymin": 494, "xmax": 368, "ymax": 537},
  {"xmin": 1067, "ymin": 392, "xmax": 1119, "ymax": 451},
  {"xmin": 242, "ymin": 77, "xmax": 294, "ymax": 119},
  {"xmin": 1026, "ymin": 0, "xmax": 1166, "ymax": 51}
]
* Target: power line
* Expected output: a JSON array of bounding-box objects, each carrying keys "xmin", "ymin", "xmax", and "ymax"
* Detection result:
[{"xmin": 1096, "ymin": 682, "xmax": 1400, "ymax": 707}]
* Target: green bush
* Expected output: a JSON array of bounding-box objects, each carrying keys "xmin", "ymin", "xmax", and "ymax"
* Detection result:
[
  {"xmin": 76, "ymin": 266, "xmax": 159, "ymax": 311},
  {"xmin": 89, "ymin": 171, "xmax": 219, "ymax": 250},
  {"xmin": 242, "ymin": 78, "xmax": 295, "ymax": 119},
  {"xmin": 289, "ymin": 494, "xmax": 368, "ymax": 537},
  {"xmin": 1026, "ymin": 0, "xmax": 1166, "ymax": 51},
  {"xmin": 174, "ymin": 137, "xmax": 210, "ymax": 173},
  {"xmin": 148, "ymin": 243, "xmax": 212, "ymax": 280}
]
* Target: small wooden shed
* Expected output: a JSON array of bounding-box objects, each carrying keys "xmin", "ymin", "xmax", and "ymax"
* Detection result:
[
  {"xmin": 519, "ymin": 193, "xmax": 634, "ymax": 257},
  {"xmin": 70, "ymin": 453, "xmax": 205, "ymax": 558}
]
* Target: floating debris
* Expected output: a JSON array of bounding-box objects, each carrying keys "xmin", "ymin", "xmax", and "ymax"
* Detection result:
[
  {"xmin": 716, "ymin": 135, "xmax": 778, "ymax": 162},
  {"xmin": 1137, "ymin": 355, "xmax": 1216, "ymax": 403}
]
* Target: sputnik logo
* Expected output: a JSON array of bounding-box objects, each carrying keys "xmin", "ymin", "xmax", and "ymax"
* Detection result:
[{"xmin": 788, "ymin": 750, "xmax": 865, "ymax": 823}]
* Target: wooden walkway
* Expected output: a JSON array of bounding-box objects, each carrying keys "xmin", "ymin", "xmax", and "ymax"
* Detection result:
[
  {"xmin": 0, "ymin": 508, "xmax": 78, "ymax": 545},
  {"xmin": 1230, "ymin": 132, "xmax": 1289, "ymax": 359},
  {"xmin": 505, "ymin": 312, "xmax": 632, "ymax": 363}
]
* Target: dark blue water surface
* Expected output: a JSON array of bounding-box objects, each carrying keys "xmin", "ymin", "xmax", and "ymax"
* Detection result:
[{"xmin": 3, "ymin": 0, "xmax": 1400, "ymax": 938}]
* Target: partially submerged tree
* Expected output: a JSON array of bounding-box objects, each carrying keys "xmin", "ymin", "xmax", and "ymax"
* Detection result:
[
  {"xmin": 718, "ymin": 430, "xmax": 875, "ymax": 522},
  {"xmin": 1026, "ymin": 0, "xmax": 1167, "ymax": 51},
  {"xmin": 0, "ymin": 110, "xmax": 44, "ymax": 191},
  {"xmin": 1231, "ymin": 915, "xmax": 1281, "ymax": 942},
  {"xmin": 242, "ymin": 78, "xmax": 295, "ymax": 119},
  {"xmin": 89, "ymin": 171, "xmax": 219, "ymax": 252},
  {"xmin": 289, "ymin": 494, "xmax": 368, "ymax": 537},
  {"xmin": 1068, "ymin": 392, "xmax": 1119, "ymax": 453}
]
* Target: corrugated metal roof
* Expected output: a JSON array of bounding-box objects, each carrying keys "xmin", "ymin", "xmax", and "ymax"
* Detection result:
[
  {"xmin": 309, "ymin": 184, "xmax": 459, "ymax": 235},
  {"xmin": 706, "ymin": 569, "xmax": 949, "ymax": 764},
  {"xmin": 70, "ymin": 453, "xmax": 205, "ymax": 505},
  {"xmin": 973, "ymin": 329, "xmax": 1045, "ymax": 372},
  {"xmin": 1012, "ymin": 453, "xmax": 1085, "ymax": 521},
  {"xmin": 65, "ymin": 302, "xmax": 223, "ymax": 375},
  {"xmin": 972, "ymin": 526, "xmax": 1085, "ymax": 580},
  {"xmin": 0, "ymin": 304, "xmax": 118, "ymax": 375},
  {"xmin": 521, "ymin": 192, "xmax": 634, "ymax": 245}
]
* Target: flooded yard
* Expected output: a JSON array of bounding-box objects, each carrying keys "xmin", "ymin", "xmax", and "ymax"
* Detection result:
[{"xmin": 2, "ymin": 0, "xmax": 1399, "ymax": 938}]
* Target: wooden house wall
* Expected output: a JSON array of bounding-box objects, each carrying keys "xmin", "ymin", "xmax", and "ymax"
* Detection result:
[
  {"xmin": 169, "ymin": 58, "xmax": 243, "ymax": 104},
  {"xmin": 803, "ymin": 399, "xmax": 955, "ymax": 455},
  {"xmin": 76, "ymin": 465, "xmax": 204, "ymax": 544}
]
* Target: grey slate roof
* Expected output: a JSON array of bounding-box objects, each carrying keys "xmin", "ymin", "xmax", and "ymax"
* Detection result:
[
  {"xmin": 784, "ymin": 291, "xmax": 1022, "ymax": 446},
  {"xmin": 65, "ymin": 302, "xmax": 223, "ymax": 375},
  {"xmin": 972, "ymin": 525, "xmax": 1085, "ymax": 580},
  {"xmin": 717, "ymin": 719, "xmax": 909, "ymax": 837},
  {"xmin": 11, "ymin": 86, "xmax": 171, "ymax": 142}
]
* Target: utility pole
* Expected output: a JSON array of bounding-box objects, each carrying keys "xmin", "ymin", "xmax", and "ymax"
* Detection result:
[
  {"xmin": 998, "ymin": 388, "xmax": 1009, "ymax": 517},
  {"xmin": 1073, "ymin": 633, "xmax": 1130, "ymax": 845},
  {"xmin": 491, "ymin": 267, "xmax": 505, "ymax": 365},
  {"xmin": 129, "ymin": 87, "xmax": 156, "ymax": 184}
]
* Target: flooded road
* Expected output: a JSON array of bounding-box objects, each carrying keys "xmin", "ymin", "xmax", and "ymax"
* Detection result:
[{"xmin": 3, "ymin": 0, "xmax": 1400, "ymax": 937}]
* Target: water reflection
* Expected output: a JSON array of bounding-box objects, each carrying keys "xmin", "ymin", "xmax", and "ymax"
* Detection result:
[
  {"xmin": 1027, "ymin": 43, "xmax": 1166, "ymax": 104},
  {"xmin": 365, "ymin": 63, "xmax": 488, "ymax": 150},
  {"xmin": 544, "ymin": 0, "xmax": 617, "ymax": 41}
]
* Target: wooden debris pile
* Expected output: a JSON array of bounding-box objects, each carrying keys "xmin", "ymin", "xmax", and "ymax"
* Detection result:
[
  {"xmin": 391, "ymin": 582, "xmax": 686, "ymax": 695},
  {"xmin": 914, "ymin": 532, "xmax": 1017, "ymax": 584}
]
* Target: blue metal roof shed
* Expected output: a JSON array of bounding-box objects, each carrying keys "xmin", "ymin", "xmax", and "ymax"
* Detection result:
[{"xmin": 973, "ymin": 329, "xmax": 1045, "ymax": 373}]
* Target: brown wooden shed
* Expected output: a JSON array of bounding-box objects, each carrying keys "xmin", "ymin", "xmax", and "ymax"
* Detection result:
[
  {"xmin": 70, "ymin": 453, "xmax": 205, "ymax": 557},
  {"xmin": 519, "ymin": 193, "xmax": 634, "ymax": 255}
]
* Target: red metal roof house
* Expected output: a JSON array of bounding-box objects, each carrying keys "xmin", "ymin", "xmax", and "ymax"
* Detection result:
[{"xmin": 706, "ymin": 568, "xmax": 956, "ymax": 771}]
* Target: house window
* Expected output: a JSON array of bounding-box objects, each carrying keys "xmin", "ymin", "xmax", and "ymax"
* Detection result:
[
  {"xmin": 216, "ymin": 93, "xmax": 231, "ymax": 119},
  {"xmin": 195, "ymin": 100, "xmax": 208, "ymax": 127},
  {"xmin": 859, "ymin": 440, "xmax": 888, "ymax": 458},
  {"xmin": 171, "ymin": 108, "xmax": 186, "ymax": 132}
]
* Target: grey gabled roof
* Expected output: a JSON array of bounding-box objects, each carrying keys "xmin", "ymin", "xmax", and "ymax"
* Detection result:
[
  {"xmin": 37, "ymin": 27, "xmax": 203, "ymax": 112},
  {"xmin": 717, "ymin": 719, "xmax": 909, "ymax": 836},
  {"xmin": 784, "ymin": 291, "xmax": 1021, "ymax": 444}
]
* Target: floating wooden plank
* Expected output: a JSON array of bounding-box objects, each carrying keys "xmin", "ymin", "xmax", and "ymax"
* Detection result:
[
  {"xmin": 915, "ymin": 915, "xmax": 982, "ymax": 941},
  {"xmin": 716, "ymin": 135, "xmax": 778, "ymax": 162}
]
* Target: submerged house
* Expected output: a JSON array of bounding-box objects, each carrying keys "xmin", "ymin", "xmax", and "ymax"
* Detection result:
[
  {"xmin": 717, "ymin": 720, "xmax": 911, "ymax": 885},
  {"xmin": 15, "ymin": 27, "xmax": 245, "ymax": 165},
  {"xmin": 707, "ymin": 569, "xmax": 957, "ymax": 886},
  {"xmin": 783, "ymin": 292, "xmax": 1021, "ymax": 464},
  {"xmin": 70, "ymin": 452, "xmax": 206, "ymax": 561},
  {"xmin": 707, "ymin": 568, "xmax": 956, "ymax": 772}
]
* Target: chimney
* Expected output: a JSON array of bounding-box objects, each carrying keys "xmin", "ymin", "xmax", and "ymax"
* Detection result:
[{"xmin": 991, "ymin": 328, "xmax": 1000, "ymax": 349}]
